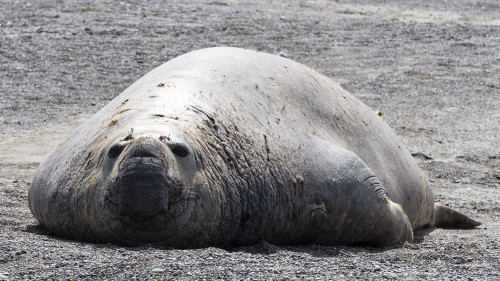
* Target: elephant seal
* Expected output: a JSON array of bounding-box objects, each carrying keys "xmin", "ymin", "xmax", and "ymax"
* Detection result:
[{"xmin": 28, "ymin": 47, "xmax": 480, "ymax": 248}]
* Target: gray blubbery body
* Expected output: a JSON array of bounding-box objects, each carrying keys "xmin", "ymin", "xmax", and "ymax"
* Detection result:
[{"xmin": 28, "ymin": 47, "xmax": 479, "ymax": 248}]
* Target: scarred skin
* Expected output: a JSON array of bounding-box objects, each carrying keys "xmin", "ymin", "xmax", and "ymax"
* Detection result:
[{"xmin": 28, "ymin": 47, "xmax": 480, "ymax": 248}]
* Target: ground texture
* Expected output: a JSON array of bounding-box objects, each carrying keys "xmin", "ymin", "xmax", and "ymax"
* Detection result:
[{"xmin": 0, "ymin": 0, "xmax": 499, "ymax": 280}]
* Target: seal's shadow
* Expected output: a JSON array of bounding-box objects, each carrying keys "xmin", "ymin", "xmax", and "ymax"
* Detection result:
[
  {"xmin": 413, "ymin": 227, "xmax": 437, "ymax": 243},
  {"xmin": 232, "ymin": 242, "xmax": 383, "ymax": 258},
  {"xmin": 25, "ymin": 224, "xmax": 52, "ymax": 236},
  {"xmin": 24, "ymin": 223, "xmax": 88, "ymax": 245},
  {"xmin": 232, "ymin": 228, "xmax": 438, "ymax": 257},
  {"xmin": 24, "ymin": 223, "xmax": 176, "ymax": 251},
  {"xmin": 24, "ymin": 223, "xmax": 437, "ymax": 255}
]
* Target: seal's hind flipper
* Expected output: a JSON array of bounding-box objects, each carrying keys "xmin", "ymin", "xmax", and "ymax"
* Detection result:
[{"xmin": 433, "ymin": 203, "xmax": 481, "ymax": 229}]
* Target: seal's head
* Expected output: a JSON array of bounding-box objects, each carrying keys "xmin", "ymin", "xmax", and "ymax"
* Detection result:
[
  {"xmin": 105, "ymin": 136, "xmax": 182, "ymax": 220},
  {"xmin": 88, "ymin": 125, "xmax": 216, "ymax": 247}
]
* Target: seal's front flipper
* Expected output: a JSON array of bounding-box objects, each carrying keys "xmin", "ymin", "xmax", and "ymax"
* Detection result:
[{"xmin": 433, "ymin": 203, "xmax": 481, "ymax": 229}]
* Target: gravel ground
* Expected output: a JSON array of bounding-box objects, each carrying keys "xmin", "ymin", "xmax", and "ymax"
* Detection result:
[{"xmin": 1, "ymin": 0, "xmax": 499, "ymax": 280}]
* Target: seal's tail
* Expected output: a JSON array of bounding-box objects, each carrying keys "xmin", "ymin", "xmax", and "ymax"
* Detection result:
[{"xmin": 433, "ymin": 203, "xmax": 481, "ymax": 229}]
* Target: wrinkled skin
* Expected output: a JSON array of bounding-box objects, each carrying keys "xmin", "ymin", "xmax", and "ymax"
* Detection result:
[{"xmin": 28, "ymin": 47, "xmax": 479, "ymax": 248}]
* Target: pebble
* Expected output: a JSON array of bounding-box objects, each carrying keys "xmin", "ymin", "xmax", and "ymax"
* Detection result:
[
  {"xmin": 277, "ymin": 51, "xmax": 288, "ymax": 58},
  {"xmin": 152, "ymin": 268, "xmax": 164, "ymax": 273}
]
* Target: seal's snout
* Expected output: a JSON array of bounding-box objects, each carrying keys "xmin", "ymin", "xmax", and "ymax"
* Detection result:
[
  {"xmin": 115, "ymin": 136, "xmax": 170, "ymax": 221},
  {"xmin": 125, "ymin": 136, "xmax": 165, "ymax": 159}
]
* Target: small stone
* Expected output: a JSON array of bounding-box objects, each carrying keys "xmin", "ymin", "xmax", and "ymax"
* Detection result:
[
  {"xmin": 152, "ymin": 268, "xmax": 164, "ymax": 273},
  {"xmin": 277, "ymin": 51, "xmax": 288, "ymax": 58},
  {"xmin": 15, "ymin": 250, "xmax": 26, "ymax": 255},
  {"xmin": 460, "ymin": 177, "xmax": 471, "ymax": 184}
]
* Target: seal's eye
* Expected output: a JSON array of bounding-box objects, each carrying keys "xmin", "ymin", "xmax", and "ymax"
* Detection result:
[
  {"xmin": 171, "ymin": 145, "xmax": 190, "ymax": 158},
  {"xmin": 108, "ymin": 144, "xmax": 124, "ymax": 158}
]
